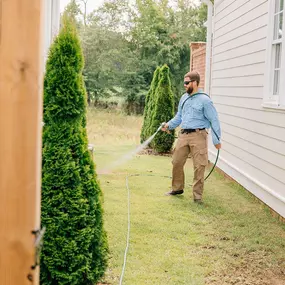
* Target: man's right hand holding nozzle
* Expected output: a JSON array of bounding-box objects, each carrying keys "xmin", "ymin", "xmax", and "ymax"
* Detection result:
[{"xmin": 161, "ymin": 122, "xmax": 170, "ymax": 133}]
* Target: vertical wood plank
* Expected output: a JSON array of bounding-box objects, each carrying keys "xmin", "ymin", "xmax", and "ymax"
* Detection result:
[{"xmin": 0, "ymin": 1, "xmax": 43, "ymax": 284}]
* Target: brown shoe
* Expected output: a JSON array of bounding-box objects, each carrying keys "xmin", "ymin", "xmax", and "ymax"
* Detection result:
[
  {"xmin": 194, "ymin": 199, "xmax": 203, "ymax": 204},
  {"xmin": 165, "ymin": 190, "xmax": 184, "ymax": 196}
]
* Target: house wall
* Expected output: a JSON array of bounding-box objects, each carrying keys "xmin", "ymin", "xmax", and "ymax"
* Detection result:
[
  {"xmin": 209, "ymin": 0, "xmax": 285, "ymax": 217},
  {"xmin": 190, "ymin": 42, "xmax": 206, "ymax": 90},
  {"xmin": 43, "ymin": 0, "xmax": 60, "ymax": 65}
]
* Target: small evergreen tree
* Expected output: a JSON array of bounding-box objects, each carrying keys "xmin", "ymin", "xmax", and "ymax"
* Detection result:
[
  {"xmin": 41, "ymin": 17, "xmax": 108, "ymax": 285},
  {"xmin": 150, "ymin": 65, "xmax": 175, "ymax": 153},
  {"xmin": 140, "ymin": 66, "xmax": 161, "ymax": 142}
]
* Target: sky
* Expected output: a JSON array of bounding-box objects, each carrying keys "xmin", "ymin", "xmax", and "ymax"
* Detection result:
[{"xmin": 60, "ymin": 0, "xmax": 105, "ymax": 13}]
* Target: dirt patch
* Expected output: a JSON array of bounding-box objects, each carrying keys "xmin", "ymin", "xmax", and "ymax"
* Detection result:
[
  {"xmin": 206, "ymin": 271, "xmax": 285, "ymax": 285},
  {"xmin": 205, "ymin": 252, "xmax": 285, "ymax": 285},
  {"xmin": 268, "ymin": 272, "xmax": 285, "ymax": 285}
]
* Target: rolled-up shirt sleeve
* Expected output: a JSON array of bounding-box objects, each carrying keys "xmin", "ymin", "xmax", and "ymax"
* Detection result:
[
  {"xmin": 203, "ymin": 101, "xmax": 221, "ymax": 145},
  {"xmin": 167, "ymin": 98, "xmax": 183, "ymax": 130}
]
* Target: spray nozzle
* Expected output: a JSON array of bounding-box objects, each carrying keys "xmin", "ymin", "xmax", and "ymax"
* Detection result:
[
  {"xmin": 156, "ymin": 122, "xmax": 166, "ymax": 132},
  {"xmin": 159, "ymin": 122, "xmax": 171, "ymax": 133}
]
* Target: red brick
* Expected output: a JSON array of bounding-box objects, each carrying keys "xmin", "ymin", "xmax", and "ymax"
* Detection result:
[{"xmin": 189, "ymin": 42, "xmax": 206, "ymax": 90}]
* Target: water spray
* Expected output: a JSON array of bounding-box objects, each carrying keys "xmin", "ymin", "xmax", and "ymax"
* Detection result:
[{"xmin": 98, "ymin": 123, "xmax": 166, "ymax": 174}]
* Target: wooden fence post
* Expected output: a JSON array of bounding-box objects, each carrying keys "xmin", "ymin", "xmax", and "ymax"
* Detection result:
[{"xmin": 0, "ymin": 1, "xmax": 43, "ymax": 284}]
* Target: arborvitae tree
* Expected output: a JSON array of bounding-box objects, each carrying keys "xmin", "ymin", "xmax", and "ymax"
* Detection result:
[
  {"xmin": 150, "ymin": 65, "xmax": 175, "ymax": 153},
  {"xmin": 140, "ymin": 66, "xmax": 161, "ymax": 142},
  {"xmin": 41, "ymin": 17, "xmax": 108, "ymax": 285}
]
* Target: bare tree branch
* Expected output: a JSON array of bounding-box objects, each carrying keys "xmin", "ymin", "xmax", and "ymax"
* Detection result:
[{"xmin": 79, "ymin": 0, "xmax": 88, "ymax": 26}]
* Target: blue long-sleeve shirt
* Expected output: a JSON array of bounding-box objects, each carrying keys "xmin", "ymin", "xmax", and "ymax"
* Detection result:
[{"xmin": 167, "ymin": 92, "xmax": 221, "ymax": 145}]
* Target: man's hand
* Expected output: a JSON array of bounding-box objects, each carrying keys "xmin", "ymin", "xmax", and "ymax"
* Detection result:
[
  {"xmin": 161, "ymin": 123, "xmax": 169, "ymax": 132},
  {"xmin": 215, "ymin": 143, "xmax": 221, "ymax": 150}
]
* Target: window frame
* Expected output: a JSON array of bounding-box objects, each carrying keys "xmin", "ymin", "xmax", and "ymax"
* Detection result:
[{"xmin": 263, "ymin": 0, "xmax": 285, "ymax": 109}]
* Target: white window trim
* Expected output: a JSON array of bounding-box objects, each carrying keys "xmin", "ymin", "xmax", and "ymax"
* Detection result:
[{"xmin": 263, "ymin": 0, "xmax": 285, "ymax": 109}]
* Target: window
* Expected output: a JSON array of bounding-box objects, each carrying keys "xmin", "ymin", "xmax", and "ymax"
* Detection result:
[{"xmin": 263, "ymin": 0, "xmax": 285, "ymax": 108}]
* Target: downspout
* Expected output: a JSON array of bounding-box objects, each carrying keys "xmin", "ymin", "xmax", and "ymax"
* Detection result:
[{"xmin": 202, "ymin": 0, "xmax": 213, "ymax": 95}]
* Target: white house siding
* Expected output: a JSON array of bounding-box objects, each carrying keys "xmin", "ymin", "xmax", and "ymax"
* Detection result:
[
  {"xmin": 209, "ymin": 0, "xmax": 285, "ymax": 217},
  {"xmin": 43, "ymin": 0, "xmax": 60, "ymax": 65}
]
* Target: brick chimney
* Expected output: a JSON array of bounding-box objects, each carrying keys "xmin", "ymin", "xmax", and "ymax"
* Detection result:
[{"xmin": 189, "ymin": 42, "xmax": 206, "ymax": 90}]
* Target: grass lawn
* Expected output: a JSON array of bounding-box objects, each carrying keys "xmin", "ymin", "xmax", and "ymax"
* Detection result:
[{"xmin": 87, "ymin": 108, "xmax": 285, "ymax": 285}]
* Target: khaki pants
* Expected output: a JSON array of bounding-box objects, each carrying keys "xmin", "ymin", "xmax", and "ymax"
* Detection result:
[{"xmin": 172, "ymin": 129, "xmax": 208, "ymax": 200}]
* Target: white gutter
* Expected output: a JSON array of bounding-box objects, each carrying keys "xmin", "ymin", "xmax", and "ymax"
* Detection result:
[{"xmin": 202, "ymin": 0, "xmax": 213, "ymax": 95}]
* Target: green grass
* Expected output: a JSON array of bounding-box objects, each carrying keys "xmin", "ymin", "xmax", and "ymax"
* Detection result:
[{"xmin": 87, "ymin": 108, "xmax": 285, "ymax": 285}]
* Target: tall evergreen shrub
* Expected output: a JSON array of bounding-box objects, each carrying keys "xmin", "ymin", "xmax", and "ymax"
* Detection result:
[
  {"xmin": 41, "ymin": 17, "xmax": 108, "ymax": 285},
  {"xmin": 150, "ymin": 65, "xmax": 175, "ymax": 153},
  {"xmin": 140, "ymin": 66, "xmax": 161, "ymax": 142}
]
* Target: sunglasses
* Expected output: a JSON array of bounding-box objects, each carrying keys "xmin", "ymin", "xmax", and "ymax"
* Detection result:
[{"xmin": 184, "ymin": 80, "xmax": 195, "ymax": 85}]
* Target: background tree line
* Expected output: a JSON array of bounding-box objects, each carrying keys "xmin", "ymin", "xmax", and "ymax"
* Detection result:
[{"xmin": 65, "ymin": 0, "xmax": 207, "ymax": 114}]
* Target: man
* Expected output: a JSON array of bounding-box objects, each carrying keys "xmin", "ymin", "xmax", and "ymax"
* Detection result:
[{"xmin": 162, "ymin": 71, "xmax": 221, "ymax": 204}]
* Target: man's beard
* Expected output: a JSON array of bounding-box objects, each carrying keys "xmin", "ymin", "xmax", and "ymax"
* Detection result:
[{"xmin": 187, "ymin": 86, "xmax": 193, "ymax": 94}]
